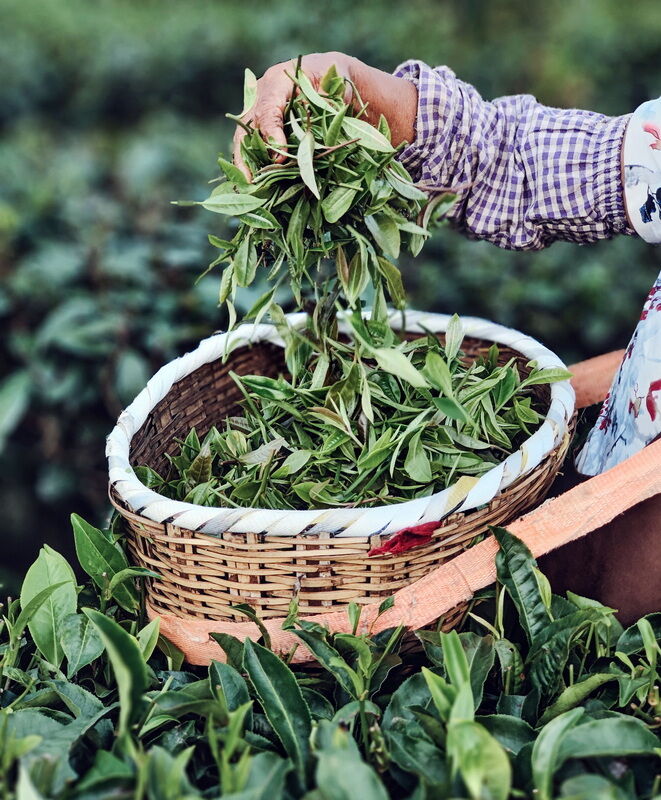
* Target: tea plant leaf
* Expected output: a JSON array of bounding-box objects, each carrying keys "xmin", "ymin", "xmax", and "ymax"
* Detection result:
[
  {"xmin": 531, "ymin": 708, "xmax": 583, "ymax": 800},
  {"xmin": 433, "ymin": 396, "xmax": 472, "ymax": 423},
  {"xmin": 240, "ymin": 67, "xmax": 258, "ymax": 116},
  {"xmin": 477, "ymin": 714, "xmax": 535, "ymax": 756},
  {"xmin": 12, "ymin": 581, "xmax": 69, "ymax": 656},
  {"xmin": 341, "ymin": 116, "xmax": 394, "ymax": 152},
  {"xmin": 200, "ymin": 192, "xmax": 266, "ymax": 215},
  {"xmin": 365, "ymin": 214, "xmax": 400, "ymax": 259},
  {"xmin": 444, "ymin": 314, "xmax": 464, "ymax": 361},
  {"xmin": 493, "ymin": 526, "xmax": 551, "ymax": 644},
  {"xmin": 519, "ymin": 367, "xmax": 573, "ymax": 389},
  {"xmin": 538, "ymin": 673, "xmax": 616, "ymax": 723},
  {"xmin": 447, "ymin": 720, "xmax": 512, "ymax": 800},
  {"xmin": 71, "ymin": 513, "xmax": 138, "ymax": 612},
  {"xmin": 296, "ymin": 70, "xmax": 337, "ymax": 112},
  {"xmin": 404, "ymin": 431, "xmax": 431, "ymax": 483},
  {"xmin": 424, "ymin": 351, "xmax": 454, "ymax": 396},
  {"xmin": 321, "ymin": 184, "xmax": 359, "ymax": 223},
  {"xmin": 297, "ymin": 131, "xmax": 319, "ymax": 199},
  {"xmin": 460, "ymin": 633, "xmax": 495, "ymax": 708},
  {"xmin": 60, "ymin": 612, "xmax": 104, "ymax": 677},
  {"xmin": 218, "ymin": 156, "xmax": 249, "ymax": 186},
  {"xmin": 19, "ymin": 546, "xmax": 77, "ymax": 667},
  {"xmin": 372, "ymin": 348, "xmax": 428, "ymax": 388},
  {"xmin": 145, "ymin": 745, "xmax": 196, "ymax": 800},
  {"xmin": 238, "ymin": 208, "xmax": 280, "ymax": 229},
  {"xmin": 223, "ymin": 751, "xmax": 292, "ymax": 799},
  {"xmin": 557, "ymin": 716, "xmax": 659, "ymax": 762},
  {"xmin": 243, "ymin": 639, "xmax": 312, "ymax": 779},
  {"xmin": 375, "ymin": 257, "xmax": 406, "ymax": 309},
  {"xmin": 210, "ymin": 632, "xmax": 245, "ymax": 671},
  {"xmin": 209, "ymin": 660, "xmax": 251, "ymax": 713},
  {"xmin": 136, "ymin": 617, "xmax": 160, "ymax": 661},
  {"xmin": 616, "ymin": 612, "xmax": 661, "ymax": 654},
  {"xmin": 316, "ymin": 728, "xmax": 390, "ymax": 800},
  {"xmin": 83, "ymin": 608, "xmax": 148, "ymax": 740},
  {"xmin": 384, "ymin": 727, "xmax": 448, "ymax": 786},
  {"xmin": 233, "ymin": 234, "xmax": 257, "ymax": 288},
  {"xmin": 108, "ymin": 567, "xmax": 160, "ymax": 597}
]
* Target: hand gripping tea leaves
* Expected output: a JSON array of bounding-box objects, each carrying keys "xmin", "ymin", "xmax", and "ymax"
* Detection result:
[
  {"xmin": 178, "ymin": 63, "xmax": 454, "ymax": 316},
  {"xmin": 156, "ymin": 64, "xmax": 571, "ymax": 510}
]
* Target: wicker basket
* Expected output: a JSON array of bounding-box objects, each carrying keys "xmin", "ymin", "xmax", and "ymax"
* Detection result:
[{"xmin": 107, "ymin": 311, "xmax": 575, "ymax": 661}]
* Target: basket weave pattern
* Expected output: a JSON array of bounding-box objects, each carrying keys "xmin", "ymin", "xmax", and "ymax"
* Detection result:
[{"xmin": 110, "ymin": 332, "xmax": 573, "ymax": 623}]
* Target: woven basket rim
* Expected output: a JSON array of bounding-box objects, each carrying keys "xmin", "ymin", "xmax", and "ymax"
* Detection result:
[{"xmin": 106, "ymin": 310, "xmax": 575, "ymax": 537}]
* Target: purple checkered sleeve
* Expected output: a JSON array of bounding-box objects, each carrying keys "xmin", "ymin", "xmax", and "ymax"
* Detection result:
[{"xmin": 394, "ymin": 60, "xmax": 636, "ymax": 250}]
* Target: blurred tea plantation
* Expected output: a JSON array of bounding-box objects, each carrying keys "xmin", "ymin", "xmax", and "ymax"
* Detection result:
[{"xmin": 2, "ymin": 0, "xmax": 661, "ymax": 591}]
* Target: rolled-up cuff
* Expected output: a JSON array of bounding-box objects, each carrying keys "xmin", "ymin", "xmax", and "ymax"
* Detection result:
[
  {"xmin": 593, "ymin": 114, "xmax": 635, "ymax": 237},
  {"xmin": 392, "ymin": 59, "xmax": 456, "ymax": 183}
]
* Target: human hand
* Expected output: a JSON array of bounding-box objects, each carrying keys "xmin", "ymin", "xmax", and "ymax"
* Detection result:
[{"xmin": 232, "ymin": 51, "xmax": 417, "ymax": 179}]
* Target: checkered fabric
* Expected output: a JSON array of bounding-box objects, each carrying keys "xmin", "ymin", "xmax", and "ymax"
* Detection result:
[{"xmin": 394, "ymin": 60, "xmax": 636, "ymax": 250}]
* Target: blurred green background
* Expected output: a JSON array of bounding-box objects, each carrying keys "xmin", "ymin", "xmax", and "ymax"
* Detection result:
[{"xmin": 2, "ymin": 0, "xmax": 661, "ymax": 591}]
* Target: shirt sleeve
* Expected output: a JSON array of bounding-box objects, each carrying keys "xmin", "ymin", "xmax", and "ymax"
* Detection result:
[{"xmin": 393, "ymin": 60, "xmax": 635, "ymax": 251}]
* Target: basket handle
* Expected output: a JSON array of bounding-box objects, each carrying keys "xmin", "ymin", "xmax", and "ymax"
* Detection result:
[{"xmin": 157, "ymin": 348, "xmax": 658, "ymax": 663}]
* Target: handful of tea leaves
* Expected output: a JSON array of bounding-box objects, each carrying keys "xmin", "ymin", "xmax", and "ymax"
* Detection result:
[
  {"xmin": 141, "ymin": 314, "xmax": 571, "ymax": 510},
  {"xmin": 182, "ymin": 64, "xmax": 454, "ymax": 322}
]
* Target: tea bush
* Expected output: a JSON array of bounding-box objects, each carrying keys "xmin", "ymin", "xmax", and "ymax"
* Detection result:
[{"xmin": 0, "ymin": 519, "xmax": 658, "ymax": 798}]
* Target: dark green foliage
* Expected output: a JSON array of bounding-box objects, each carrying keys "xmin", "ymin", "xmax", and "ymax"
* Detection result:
[{"xmin": 1, "ymin": 518, "xmax": 659, "ymax": 798}]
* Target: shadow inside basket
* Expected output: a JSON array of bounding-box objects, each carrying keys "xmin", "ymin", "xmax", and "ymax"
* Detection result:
[{"xmin": 111, "ymin": 333, "xmax": 565, "ymax": 623}]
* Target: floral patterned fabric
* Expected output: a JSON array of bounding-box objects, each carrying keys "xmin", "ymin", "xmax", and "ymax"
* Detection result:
[{"xmin": 576, "ymin": 98, "xmax": 661, "ymax": 475}]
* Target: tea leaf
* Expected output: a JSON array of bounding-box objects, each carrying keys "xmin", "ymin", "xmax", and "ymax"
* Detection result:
[
  {"xmin": 296, "ymin": 70, "xmax": 337, "ymax": 112},
  {"xmin": 233, "ymin": 234, "xmax": 258, "ymax": 288},
  {"xmin": 372, "ymin": 348, "xmax": 428, "ymax": 388},
  {"xmin": 83, "ymin": 608, "xmax": 148, "ymax": 740},
  {"xmin": 365, "ymin": 214, "xmax": 400, "ymax": 259},
  {"xmin": 20, "ymin": 546, "xmax": 77, "ymax": 667},
  {"xmin": 321, "ymin": 184, "xmax": 359, "ymax": 223},
  {"xmin": 240, "ymin": 67, "xmax": 258, "ymax": 116},
  {"xmin": 493, "ymin": 526, "xmax": 551, "ymax": 645},
  {"xmin": 60, "ymin": 612, "xmax": 104, "ymax": 677},
  {"xmin": 444, "ymin": 314, "xmax": 464, "ymax": 361},
  {"xmin": 71, "ymin": 513, "xmax": 138, "ymax": 613},
  {"xmin": 243, "ymin": 639, "xmax": 312, "ymax": 779},
  {"xmin": 341, "ymin": 116, "xmax": 394, "ymax": 152},
  {"xmin": 297, "ymin": 131, "xmax": 320, "ymax": 199},
  {"xmin": 201, "ymin": 192, "xmax": 266, "ymax": 215}
]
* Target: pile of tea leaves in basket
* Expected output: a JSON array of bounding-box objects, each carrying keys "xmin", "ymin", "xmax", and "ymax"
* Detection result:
[
  {"xmin": 150, "ymin": 63, "xmax": 571, "ymax": 510},
  {"xmin": 141, "ymin": 312, "xmax": 568, "ymax": 509}
]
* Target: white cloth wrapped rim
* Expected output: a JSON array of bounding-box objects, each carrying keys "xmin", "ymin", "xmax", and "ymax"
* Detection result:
[{"xmin": 107, "ymin": 311, "xmax": 575, "ymax": 538}]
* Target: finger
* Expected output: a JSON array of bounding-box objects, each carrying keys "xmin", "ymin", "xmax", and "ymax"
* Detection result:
[
  {"xmin": 254, "ymin": 68, "xmax": 296, "ymax": 162},
  {"xmin": 256, "ymin": 104, "xmax": 289, "ymax": 162},
  {"xmin": 232, "ymin": 125, "xmax": 252, "ymax": 181}
]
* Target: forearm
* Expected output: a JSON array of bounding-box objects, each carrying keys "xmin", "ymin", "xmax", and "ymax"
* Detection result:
[
  {"xmin": 348, "ymin": 58, "xmax": 417, "ymax": 147},
  {"xmin": 394, "ymin": 61, "xmax": 635, "ymax": 250}
]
